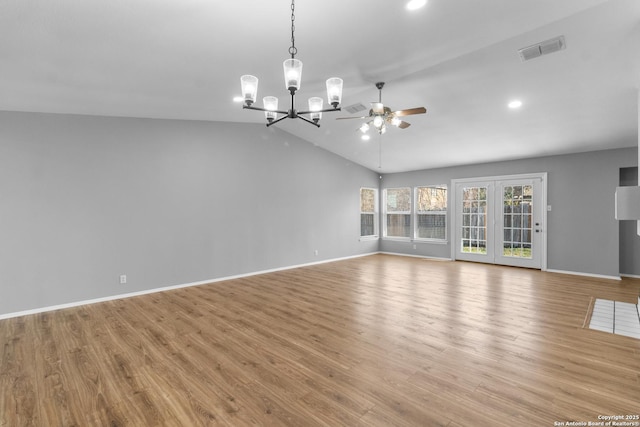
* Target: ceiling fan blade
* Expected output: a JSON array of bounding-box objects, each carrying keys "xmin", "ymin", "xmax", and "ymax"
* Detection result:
[
  {"xmin": 336, "ymin": 116, "xmax": 368, "ymax": 120},
  {"xmin": 371, "ymin": 102, "xmax": 385, "ymax": 114},
  {"xmin": 397, "ymin": 121, "xmax": 411, "ymax": 129},
  {"xmin": 393, "ymin": 107, "xmax": 427, "ymax": 117}
]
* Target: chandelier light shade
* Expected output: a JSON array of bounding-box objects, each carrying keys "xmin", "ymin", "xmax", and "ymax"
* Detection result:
[
  {"xmin": 239, "ymin": 0, "xmax": 343, "ymax": 128},
  {"xmin": 308, "ymin": 97, "xmax": 323, "ymax": 122},
  {"xmin": 240, "ymin": 75, "xmax": 258, "ymax": 106},
  {"xmin": 283, "ymin": 59, "xmax": 303, "ymax": 93},
  {"xmin": 263, "ymin": 96, "xmax": 279, "ymax": 122},
  {"xmin": 326, "ymin": 78, "xmax": 343, "ymax": 107}
]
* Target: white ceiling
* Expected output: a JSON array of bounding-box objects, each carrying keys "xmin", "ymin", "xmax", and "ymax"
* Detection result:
[{"xmin": 1, "ymin": 0, "xmax": 639, "ymax": 173}]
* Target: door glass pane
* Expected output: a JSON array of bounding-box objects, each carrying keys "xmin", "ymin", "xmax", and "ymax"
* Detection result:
[
  {"xmin": 504, "ymin": 214, "xmax": 512, "ymax": 227},
  {"xmin": 513, "ymin": 186, "xmax": 522, "ymax": 199},
  {"xmin": 502, "ymin": 184, "xmax": 533, "ymax": 259},
  {"xmin": 461, "ymin": 186, "xmax": 487, "ymax": 254}
]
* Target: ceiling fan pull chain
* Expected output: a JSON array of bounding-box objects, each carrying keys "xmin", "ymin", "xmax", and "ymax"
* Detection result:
[{"xmin": 379, "ymin": 134, "xmax": 382, "ymax": 169}]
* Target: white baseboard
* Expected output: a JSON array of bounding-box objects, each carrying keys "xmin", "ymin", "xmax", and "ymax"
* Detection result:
[
  {"xmin": 2, "ymin": 253, "xmax": 626, "ymax": 321},
  {"xmin": 546, "ymin": 269, "xmax": 621, "ymax": 281},
  {"xmin": 0, "ymin": 252, "xmax": 379, "ymax": 320},
  {"xmin": 382, "ymin": 253, "xmax": 624, "ymax": 279},
  {"xmin": 621, "ymin": 273, "xmax": 640, "ymax": 279}
]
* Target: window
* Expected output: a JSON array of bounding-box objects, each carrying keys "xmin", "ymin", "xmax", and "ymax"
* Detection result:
[
  {"xmin": 383, "ymin": 187, "xmax": 411, "ymax": 239},
  {"xmin": 381, "ymin": 186, "xmax": 449, "ymax": 242},
  {"xmin": 415, "ymin": 185, "xmax": 447, "ymax": 242},
  {"xmin": 360, "ymin": 188, "xmax": 378, "ymax": 239}
]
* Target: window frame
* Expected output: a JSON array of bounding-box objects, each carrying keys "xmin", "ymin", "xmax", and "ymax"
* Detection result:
[
  {"xmin": 382, "ymin": 187, "xmax": 412, "ymax": 241},
  {"xmin": 359, "ymin": 187, "xmax": 379, "ymax": 240},
  {"xmin": 414, "ymin": 185, "xmax": 448, "ymax": 243}
]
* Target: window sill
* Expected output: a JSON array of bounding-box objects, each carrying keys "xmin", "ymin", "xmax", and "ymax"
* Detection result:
[
  {"xmin": 382, "ymin": 237, "xmax": 412, "ymax": 242},
  {"xmin": 413, "ymin": 239, "xmax": 448, "ymax": 245},
  {"xmin": 382, "ymin": 238, "xmax": 448, "ymax": 245},
  {"xmin": 359, "ymin": 235, "xmax": 379, "ymax": 242}
]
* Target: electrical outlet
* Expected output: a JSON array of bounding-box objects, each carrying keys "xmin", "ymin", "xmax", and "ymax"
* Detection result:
[
  {"xmin": 314, "ymin": 249, "xmax": 319, "ymax": 256},
  {"xmin": 119, "ymin": 274, "xmax": 127, "ymax": 284}
]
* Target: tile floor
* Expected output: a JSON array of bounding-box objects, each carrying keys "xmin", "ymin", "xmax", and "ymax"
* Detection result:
[{"xmin": 589, "ymin": 296, "xmax": 640, "ymax": 339}]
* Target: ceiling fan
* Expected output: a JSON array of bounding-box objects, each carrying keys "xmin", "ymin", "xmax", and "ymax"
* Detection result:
[{"xmin": 337, "ymin": 82, "xmax": 427, "ymax": 135}]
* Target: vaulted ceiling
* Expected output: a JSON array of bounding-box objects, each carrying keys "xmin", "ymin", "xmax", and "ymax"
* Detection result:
[{"xmin": 1, "ymin": 0, "xmax": 638, "ymax": 172}]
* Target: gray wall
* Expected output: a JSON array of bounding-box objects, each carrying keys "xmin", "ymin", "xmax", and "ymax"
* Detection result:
[
  {"xmin": 0, "ymin": 111, "xmax": 379, "ymax": 316},
  {"xmin": 380, "ymin": 147, "xmax": 639, "ymax": 278},
  {"xmin": 2, "ymin": 109, "xmax": 636, "ymax": 316},
  {"xmin": 619, "ymin": 167, "xmax": 640, "ymax": 276}
]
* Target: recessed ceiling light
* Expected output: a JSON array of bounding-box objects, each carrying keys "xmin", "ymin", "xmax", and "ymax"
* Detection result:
[
  {"xmin": 233, "ymin": 96, "xmax": 244, "ymax": 103},
  {"xmin": 508, "ymin": 100, "xmax": 523, "ymax": 109},
  {"xmin": 361, "ymin": 134, "xmax": 371, "ymax": 141},
  {"xmin": 407, "ymin": 0, "xmax": 427, "ymax": 11}
]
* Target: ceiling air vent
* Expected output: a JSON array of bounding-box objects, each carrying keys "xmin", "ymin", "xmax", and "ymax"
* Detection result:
[
  {"xmin": 344, "ymin": 103, "xmax": 367, "ymax": 114},
  {"xmin": 518, "ymin": 35, "xmax": 566, "ymax": 62}
]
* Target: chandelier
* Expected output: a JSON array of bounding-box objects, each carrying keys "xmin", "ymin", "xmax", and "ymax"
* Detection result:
[{"xmin": 240, "ymin": 0, "xmax": 343, "ymax": 128}]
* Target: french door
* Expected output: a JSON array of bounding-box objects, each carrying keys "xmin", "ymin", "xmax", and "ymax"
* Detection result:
[{"xmin": 453, "ymin": 174, "xmax": 546, "ymax": 269}]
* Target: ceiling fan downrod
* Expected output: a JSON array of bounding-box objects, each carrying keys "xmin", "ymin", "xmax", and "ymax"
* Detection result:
[{"xmin": 376, "ymin": 82, "xmax": 385, "ymax": 103}]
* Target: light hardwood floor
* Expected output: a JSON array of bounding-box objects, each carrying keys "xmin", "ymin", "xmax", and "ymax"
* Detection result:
[{"xmin": 1, "ymin": 254, "xmax": 640, "ymax": 426}]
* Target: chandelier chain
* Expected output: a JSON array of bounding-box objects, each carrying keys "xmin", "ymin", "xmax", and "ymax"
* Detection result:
[{"xmin": 288, "ymin": 0, "xmax": 297, "ymax": 58}]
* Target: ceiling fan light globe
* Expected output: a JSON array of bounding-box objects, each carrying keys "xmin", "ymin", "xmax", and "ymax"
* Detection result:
[
  {"xmin": 373, "ymin": 115, "xmax": 384, "ymax": 128},
  {"xmin": 359, "ymin": 123, "xmax": 370, "ymax": 133}
]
